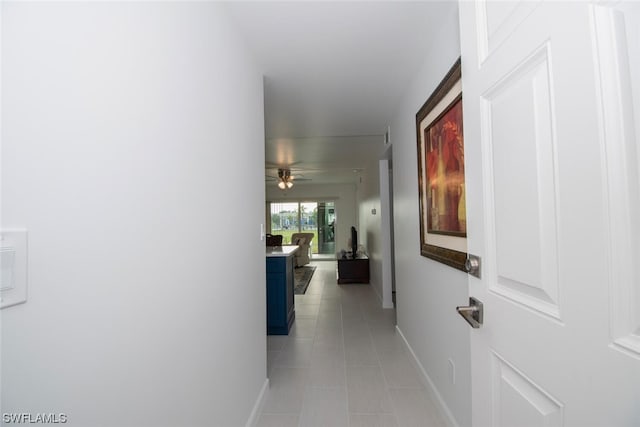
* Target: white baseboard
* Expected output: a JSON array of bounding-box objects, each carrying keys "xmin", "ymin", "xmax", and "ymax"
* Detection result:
[
  {"xmin": 370, "ymin": 278, "xmax": 395, "ymax": 309},
  {"xmin": 245, "ymin": 378, "xmax": 269, "ymax": 427},
  {"xmin": 371, "ymin": 278, "xmax": 383, "ymax": 304},
  {"xmin": 396, "ymin": 325, "xmax": 460, "ymax": 427}
]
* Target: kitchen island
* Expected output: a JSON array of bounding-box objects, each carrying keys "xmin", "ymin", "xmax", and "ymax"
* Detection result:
[{"xmin": 266, "ymin": 245, "xmax": 298, "ymax": 335}]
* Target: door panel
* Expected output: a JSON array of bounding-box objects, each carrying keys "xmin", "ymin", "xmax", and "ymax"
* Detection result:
[
  {"xmin": 481, "ymin": 44, "xmax": 561, "ymax": 320},
  {"xmin": 592, "ymin": 2, "xmax": 640, "ymax": 358},
  {"xmin": 491, "ymin": 352, "xmax": 563, "ymax": 427},
  {"xmin": 460, "ymin": 1, "xmax": 640, "ymax": 426},
  {"xmin": 477, "ymin": 1, "xmax": 541, "ymax": 64}
]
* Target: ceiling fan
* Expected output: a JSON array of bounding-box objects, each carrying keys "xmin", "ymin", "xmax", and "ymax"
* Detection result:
[{"xmin": 265, "ymin": 168, "xmax": 311, "ymax": 189}]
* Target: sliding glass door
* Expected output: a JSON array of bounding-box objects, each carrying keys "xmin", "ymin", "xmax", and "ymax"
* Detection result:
[
  {"xmin": 269, "ymin": 201, "xmax": 335, "ymax": 255},
  {"xmin": 316, "ymin": 202, "xmax": 335, "ymax": 255}
]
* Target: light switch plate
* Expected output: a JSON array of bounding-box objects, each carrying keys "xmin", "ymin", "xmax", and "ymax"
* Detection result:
[{"xmin": 1, "ymin": 230, "xmax": 28, "ymax": 309}]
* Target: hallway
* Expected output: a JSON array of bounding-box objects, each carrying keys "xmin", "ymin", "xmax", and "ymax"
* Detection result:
[{"xmin": 259, "ymin": 262, "xmax": 446, "ymax": 427}]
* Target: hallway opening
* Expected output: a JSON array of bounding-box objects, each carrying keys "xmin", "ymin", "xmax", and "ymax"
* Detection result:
[{"xmin": 261, "ymin": 261, "xmax": 445, "ymax": 427}]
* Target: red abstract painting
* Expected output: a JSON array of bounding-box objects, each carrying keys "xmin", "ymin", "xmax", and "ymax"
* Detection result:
[{"xmin": 424, "ymin": 97, "xmax": 465, "ymax": 236}]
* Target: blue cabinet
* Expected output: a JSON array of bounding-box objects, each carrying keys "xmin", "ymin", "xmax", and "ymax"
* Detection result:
[{"xmin": 266, "ymin": 254, "xmax": 295, "ymax": 335}]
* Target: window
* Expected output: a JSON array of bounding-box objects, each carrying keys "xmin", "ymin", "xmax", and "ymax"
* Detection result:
[{"xmin": 268, "ymin": 201, "xmax": 335, "ymax": 254}]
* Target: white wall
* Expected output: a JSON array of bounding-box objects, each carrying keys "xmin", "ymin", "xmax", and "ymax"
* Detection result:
[
  {"xmin": 357, "ymin": 157, "xmax": 385, "ymax": 302},
  {"xmin": 266, "ymin": 183, "xmax": 357, "ymax": 253},
  {"xmin": 390, "ymin": 4, "xmax": 471, "ymax": 427},
  {"xmin": 1, "ymin": 3, "xmax": 267, "ymax": 426}
]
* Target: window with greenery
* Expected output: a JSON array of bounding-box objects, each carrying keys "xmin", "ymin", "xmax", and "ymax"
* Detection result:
[{"xmin": 269, "ymin": 201, "xmax": 335, "ymax": 254}]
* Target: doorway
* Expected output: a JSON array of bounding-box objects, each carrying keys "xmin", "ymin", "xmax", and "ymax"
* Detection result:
[{"xmin": 316, "ymin": 202, "xmax": 335, "ymax": 256}]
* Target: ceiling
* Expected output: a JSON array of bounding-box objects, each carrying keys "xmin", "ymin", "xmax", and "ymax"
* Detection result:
[{"xmin": 225, "ymin": 1, "xmax": 457, "ymax": 186}]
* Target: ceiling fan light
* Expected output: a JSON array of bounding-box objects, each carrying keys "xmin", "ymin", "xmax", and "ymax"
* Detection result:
[
  {"xmin": 278, "ymin": 181, "xmax": 286, "ymax": 189},
  {"xmin": 286, "ymin": 181, "xmax": 293, "ymax": 188}
]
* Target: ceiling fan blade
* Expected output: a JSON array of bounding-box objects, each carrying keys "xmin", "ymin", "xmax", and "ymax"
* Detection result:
[{"xmin": 265, "ymin": 161, "xmax": 303, "ymax": 169}]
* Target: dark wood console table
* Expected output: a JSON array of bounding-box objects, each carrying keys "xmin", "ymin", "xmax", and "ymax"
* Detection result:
[{"xmin": 337, "ymin": 255, "xmax": 369, "ymax": 284}]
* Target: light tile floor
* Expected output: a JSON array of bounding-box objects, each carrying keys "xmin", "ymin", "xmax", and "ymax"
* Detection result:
[{"xmin": 258, "ymin": 261, "xmax": 447, "ymax": 427}]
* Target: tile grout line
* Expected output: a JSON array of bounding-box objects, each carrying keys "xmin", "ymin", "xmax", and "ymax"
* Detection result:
[
  {"xmin": 361, "ymin": 291, "xmax": 401, "ymax": 426},
  {"xmin": 339, "ymin": 273, "xmax": 351, "ymax": 427},
  {"xmin": 297, "ymin": 261, "xmax": 341, "ymax": 427},
  {"xmin": 297, "ymin": 262, "xmax": 321, "ymax": 427}
]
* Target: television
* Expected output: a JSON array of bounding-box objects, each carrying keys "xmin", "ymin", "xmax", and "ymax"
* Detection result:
[{"xmin": 351, "ymin": 226, "xmax": 358, "ymax": 258}]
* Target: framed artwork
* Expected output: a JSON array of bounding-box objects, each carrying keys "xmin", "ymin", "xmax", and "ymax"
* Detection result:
[{"xmin": 416, "ymin": 58, "xmax": 467, "ymax": 272}]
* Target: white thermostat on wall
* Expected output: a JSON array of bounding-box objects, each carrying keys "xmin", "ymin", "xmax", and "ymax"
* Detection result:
[{"xmin": 1, "ymin": 229, "xmax": 28, "ymax": 309}]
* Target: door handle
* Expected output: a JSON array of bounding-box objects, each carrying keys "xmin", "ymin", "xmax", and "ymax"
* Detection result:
[{"xmin": 456, "ymin": 297, "xmax": 483, "ymax": 328}]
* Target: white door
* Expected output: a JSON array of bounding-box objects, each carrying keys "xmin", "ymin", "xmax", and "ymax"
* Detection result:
[{"xmin": 459, "ymin": 1, "xmax": 640, "ymax": 426}]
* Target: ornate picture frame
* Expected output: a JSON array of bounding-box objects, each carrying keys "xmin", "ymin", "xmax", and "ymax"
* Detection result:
[{"xmin": 416, "ymin": 58, "xmax": 467, "ymax": 272}]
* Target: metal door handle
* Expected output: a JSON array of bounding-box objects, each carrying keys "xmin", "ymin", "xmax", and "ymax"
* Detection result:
[{"xmin": 456, "ymin": 297, "xmax": 483, "ymax": 328}]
